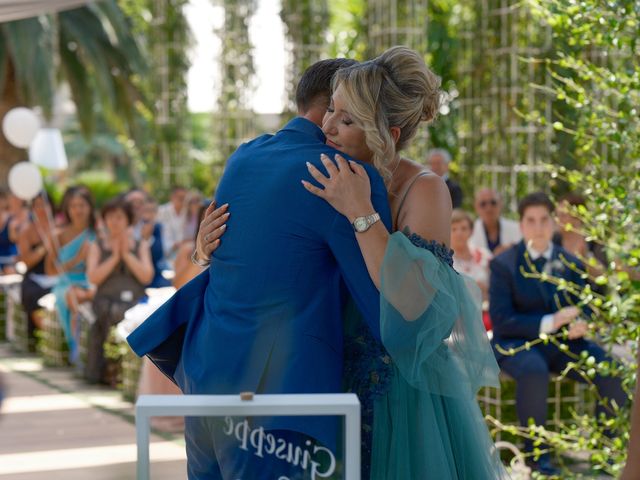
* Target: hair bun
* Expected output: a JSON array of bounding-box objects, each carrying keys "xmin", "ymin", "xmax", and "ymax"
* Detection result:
[
  {"xmin": 377, "ymin": 46, "xmax": 442, "ymax": 124},
  {"xmin": 422, "ymin": 87, "xmax": 442, "ymax": 123}
]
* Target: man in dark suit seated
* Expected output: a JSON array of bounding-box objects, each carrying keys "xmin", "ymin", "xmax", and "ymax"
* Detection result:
[{"xmin": 489, "ymin": 192, "xmax": 625, "ymax": 475}]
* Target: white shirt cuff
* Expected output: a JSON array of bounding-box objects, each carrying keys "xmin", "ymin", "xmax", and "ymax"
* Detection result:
[{"xmin": 539, "ymin": 314, "xmax": 556, "ymax": 334}]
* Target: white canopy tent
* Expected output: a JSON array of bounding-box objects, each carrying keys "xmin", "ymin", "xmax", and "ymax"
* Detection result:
[{"xmin": 0, "ymin": 0, "xmax": 94, "ymax": 23}]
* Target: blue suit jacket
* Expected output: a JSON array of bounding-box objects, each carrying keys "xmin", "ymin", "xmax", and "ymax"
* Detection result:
[
  {"xmin": 489, "ymin": 240, "xmax": 586, "ymax": 359},
  {"xmin": 127, "ymin": 118, "xmax": 391, "ymax": 447}
]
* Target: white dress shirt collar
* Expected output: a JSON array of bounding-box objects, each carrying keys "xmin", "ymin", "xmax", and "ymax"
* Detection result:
[{"xmin": 526, "ymin": 242, "xmax": 553, "ymax": 261}]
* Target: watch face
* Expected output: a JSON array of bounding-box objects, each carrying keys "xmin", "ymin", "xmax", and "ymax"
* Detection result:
[{"xmin": 354, "ymin": 217, "xmax": 368, "ymax": 232}]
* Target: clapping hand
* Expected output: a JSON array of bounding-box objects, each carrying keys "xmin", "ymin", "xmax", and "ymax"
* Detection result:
[
  {"xmin": 119, "ymin": 232, "xmax": 130, "ymax": 256},
  {"xmin": 109, "ymin": 233, "xmax": 123, "ymax": 259}
]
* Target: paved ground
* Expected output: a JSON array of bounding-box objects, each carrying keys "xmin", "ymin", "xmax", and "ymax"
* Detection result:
[{"xmin": 0, "ymin": 343, "xmax": 187, "ymax": 479}]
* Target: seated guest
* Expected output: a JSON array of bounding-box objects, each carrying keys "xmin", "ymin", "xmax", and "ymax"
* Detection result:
[
  {"xmin": 136, "ymin": 199, "xmax": 209, "ymax": 432},
  {"xmin": 183, "ymin": 191, "xmax": 204, "ymax": 241},
  {"xmin": 451, "ymin": 209, "xmax": 492, "ymax": 330},
  {"xmin": 86, "ymin": 197, "xmax": 153, "ymax": 384},
  {"xmin": 426, "ymin": 148, "xmax": 463, "ymax": 208},
  {"xmin": 470, "ymin": 188, "xmax": 522, "ymax": 255},
  {"xmin": 17, "ymin": 194, "xmax": 59, "ymax": 347},
  {"xmin": 157, "ymin": 186, "xmax": 188, "ymax": 263},
  {"xmin": 141, "ymin": 197, "xmax": 171, "ymax": 288},
  {"xmin": 0, "ymin": 191, "xmax": 25, "ymax": 274},
  {"xmin": 489, "ymin": 192, "xmax": 626, "ymax": 475},
  {"xmin": 451, "ymin": 209, "xmax": 492, "ymax": 300},
  {"xmin": 126, "ymin": 190, "xmax": 169, "ymax": 287},
  {"xmin": 554, "ymin": 192, "xmax": 607, "ymax": 266},
  {"xmin": 172, "ymin": 200, "xmax": 209, "ymax": 290},
  {"xmin": 46, "ymin": 186, "xmax": 96, "ymax": 358}
]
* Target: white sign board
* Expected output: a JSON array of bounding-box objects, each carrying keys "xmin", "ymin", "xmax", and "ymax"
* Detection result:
[{"xmin": 136, "ymin": 393, "xmax": 361, "ymax": 480}]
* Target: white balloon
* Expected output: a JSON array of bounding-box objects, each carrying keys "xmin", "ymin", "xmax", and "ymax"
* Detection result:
[
  {"xmin": 2, "ymin": 107, "xmax": 40, "ymax": 148},
  {"xmin": 8, "ymin": 162, "xmax": 43, "ymax": 201},
  {"xmin": 29, "ymin": 128, "xmax": 69, "ymax": 170}
]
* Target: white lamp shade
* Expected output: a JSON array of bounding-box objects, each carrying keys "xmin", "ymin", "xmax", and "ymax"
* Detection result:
[
  {"xmin": 29, "ymin": 128, "xmax": 68, "ymax": 170},
  {"xmin": 8, "ymin": 162, "xmax": 43, "ymax": 201},
  {"xmin": 2, "ymin": 107, "xmax": 40, "ymax": 148}
]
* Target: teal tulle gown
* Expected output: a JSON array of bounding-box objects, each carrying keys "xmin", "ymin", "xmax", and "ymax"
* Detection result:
[
  {"xmin": 344, "ymin": 231, "xmax": 508, "ymax": 479},
  {"xmin": 52, "ymin": 229, "xmax": 94, "ymax": 358}
]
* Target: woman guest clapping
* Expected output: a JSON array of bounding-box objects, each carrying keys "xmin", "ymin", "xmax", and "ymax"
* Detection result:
[{"xmin": 86, "ymin": 197, "xmax": 153, "ymax": 384}]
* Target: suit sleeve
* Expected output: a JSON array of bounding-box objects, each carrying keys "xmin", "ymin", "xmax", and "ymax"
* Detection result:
[
  {"xmin": 489, "ymin": 257, "xmax": 546, "ymax": 340},
  {"xmin": 326, "ymin": 174, "xmax": 391, "ymax": 342},
  {"xmin": 450, "ymin": 182, "xmax": 463, "ymax": 209}
]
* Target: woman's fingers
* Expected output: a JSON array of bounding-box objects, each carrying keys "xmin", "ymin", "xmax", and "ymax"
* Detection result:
[
  {"xmin": 201, "ymin": 203, "xmax": 228, "ymax": 230},
  {"xmin": 301, "ymin": 180, "xmax": 326, "ymax": 198},
  {"xmin": 205, "ymin": 200, "xmax": 217, "ymax": 216},
  {"xmin": 204, "ymin": 239, "xmax": 221, "ymax": 255},
  {"xmin": 306, "ymin": 162, "xmax": 329, "ymax": 186},
  {"xmin": 348, "ymin": 160, "xmax": 368, "ymax": 178},
  {"xmin": 320, "ymin": 153, "xmax": 339, "ymax": 177},
  {"xmin": 201, "ymin": 213, "xmax": 229, "ymax": 245},
  {"xmin": 334, "ymin": 154, "xmax": 351, "ymax": 173},
  {"xmin": 208, "ymin": 212, "xmax": 230, "ymax": 232},
  {"xmin": 204, "ymin": 223, "xmax": 227, "ymax": 243}
]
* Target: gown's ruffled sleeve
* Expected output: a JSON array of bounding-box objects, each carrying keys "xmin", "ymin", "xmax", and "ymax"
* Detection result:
[
  {"xmin": 367, "ymin": 231, "xmax": 507, "ymax": 479},
  {"xmin": 379, "ymin": 230, "xmax": 500, "ymax": 398}
]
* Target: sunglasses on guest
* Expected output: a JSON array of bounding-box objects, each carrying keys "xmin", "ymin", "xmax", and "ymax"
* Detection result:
[{"xmin": 478, "ymin": 199, "xmax": 498, "ymax": 208}]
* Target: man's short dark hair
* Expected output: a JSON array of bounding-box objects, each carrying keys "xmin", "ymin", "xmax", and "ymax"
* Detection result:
[
  {"xmin": 295, "ymin": 58, "xmax": 358, "ymax": 113},
  {"xmin": 518, "ymin": 191, "xmax": 555, "ymax": 220}
]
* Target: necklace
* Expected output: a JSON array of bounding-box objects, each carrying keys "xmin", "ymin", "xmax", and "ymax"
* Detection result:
[{"xmin": 387, "ymin": 157, "xmax": 404, "ymax": 198}]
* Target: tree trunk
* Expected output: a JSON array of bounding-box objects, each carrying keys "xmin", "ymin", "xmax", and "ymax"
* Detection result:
[{"xmin": 0, "ymin": 59, "xmax": 28, "ymax": 188}]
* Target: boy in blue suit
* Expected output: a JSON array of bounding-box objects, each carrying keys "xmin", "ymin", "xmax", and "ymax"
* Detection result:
[
  {"xmin": 489, "ymin": 192, "xmax": 625, "ymax": 475},
  {"xmin": 128, "ymin": 59, "xmax": 391, "ymax": 479}
]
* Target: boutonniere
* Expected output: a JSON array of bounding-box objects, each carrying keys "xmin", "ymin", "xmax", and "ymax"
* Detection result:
[{"xmin": 543, "ymin": 259, "xmax": 565, "ymax": 276}]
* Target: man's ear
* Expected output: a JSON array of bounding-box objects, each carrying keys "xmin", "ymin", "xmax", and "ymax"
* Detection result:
[{"xmin": 390, "ymin": 126, "xmax": 401, "ymax": 144}]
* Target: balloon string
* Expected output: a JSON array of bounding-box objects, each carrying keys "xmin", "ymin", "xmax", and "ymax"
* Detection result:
[{"xmin": 32, "ymin": 190, "xmax": 90, "ymax": 332}]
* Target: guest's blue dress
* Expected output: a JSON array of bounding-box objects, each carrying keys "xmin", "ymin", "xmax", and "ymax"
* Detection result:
[
  {"xmin": 0, "ymin": 216, "xmax": 17, "ymax": 269},
  {"xmin": 52, "ymin": 229, "xmax": 95, "ymax": 356},
  {"xmin": 345, "ymin": 231, "xmax": 508, "ymax": 479}
]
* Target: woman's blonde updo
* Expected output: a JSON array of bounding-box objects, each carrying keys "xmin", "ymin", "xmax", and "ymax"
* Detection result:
[{"xmin": 332, "ymin": 46, "xmax": 442, "ymax": 181}]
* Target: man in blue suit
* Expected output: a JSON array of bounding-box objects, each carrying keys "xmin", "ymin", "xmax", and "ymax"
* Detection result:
[
  {"xmin": 489, "ymin": 192, "xmax": 625, "ymax": 475},
  {"xmin": 128, "ymin": 59, "xmax": 391, "ymax": 479}
]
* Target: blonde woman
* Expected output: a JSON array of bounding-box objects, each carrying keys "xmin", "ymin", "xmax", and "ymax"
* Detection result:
[
  {"xmin": 203, "ymin": 47, "xmax": 506, "ymax": 479},
  {"xmin": 300, "ymin": 46, "xmax": 505, "ymax": 479}
]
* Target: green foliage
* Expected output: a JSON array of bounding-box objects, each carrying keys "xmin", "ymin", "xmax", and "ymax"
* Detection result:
[
  {"xmin": 117, "ymin": 0, "xmax": 192, "ymax": 188},
  {"xmin": 491, "ymin": 0, "xmax": 640, "ymax": 475},
  {"xmin": 215, "ymin": 0, "xmax": 258, "ymax": 161},
  {"xmin": 189, "ymin": 112, "xmax": 225, "ymax": 196},
  {"xmin": 51, "ymin": 170, "xmax": 130, "ymax": 208},
  {"xmin": 281, "ymin": 0, "xmax": 330, "ymax": 111},
  {"xmin": 1, "ymin": 17, "xmax": 55, "ymax": 118},
  {"xmin": 327, "ymin": 0, "xmax": 368, "ymax": 60},
  {"xmin": 10, "ymin": 2, "xmax": 147, "ymax": 136}
]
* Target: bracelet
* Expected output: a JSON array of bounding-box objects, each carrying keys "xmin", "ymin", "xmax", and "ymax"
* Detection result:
[{"xmin": 191, "ymin": 250, "xmax": 211, "ymax": 267}]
